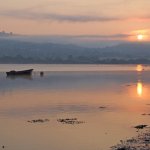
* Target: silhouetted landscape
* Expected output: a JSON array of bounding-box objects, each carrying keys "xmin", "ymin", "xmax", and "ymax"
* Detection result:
[{"xmin": 0, "ymin": 38, "xmax": 150, "ymax": 64}]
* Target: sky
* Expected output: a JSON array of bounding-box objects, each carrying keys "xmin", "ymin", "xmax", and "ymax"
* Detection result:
[{"xmin": 0, "ymin": 0, "xmax": 150, "ymax": 42}]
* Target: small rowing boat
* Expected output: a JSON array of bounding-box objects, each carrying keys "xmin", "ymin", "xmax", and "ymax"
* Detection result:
[{"xmin": 6, "ymin": 69, "xmax": 33, "ymax": 76}]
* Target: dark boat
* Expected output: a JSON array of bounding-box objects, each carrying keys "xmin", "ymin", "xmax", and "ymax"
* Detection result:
[{"xmin": 6, "ymin": 69, "xmax": 33, "ymax": 76}]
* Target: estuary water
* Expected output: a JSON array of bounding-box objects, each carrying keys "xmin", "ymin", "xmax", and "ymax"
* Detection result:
[{"xmin": 0, "ymin": 64, "xmax": 150, "ymax": 150}]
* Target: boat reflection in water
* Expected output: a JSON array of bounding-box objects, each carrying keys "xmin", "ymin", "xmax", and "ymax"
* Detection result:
[{"xmin": 6, "ymin": 74, "xmax": 33, "ymax": 80}]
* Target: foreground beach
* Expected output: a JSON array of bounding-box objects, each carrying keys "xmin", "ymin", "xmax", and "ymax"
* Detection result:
[{"xmin": 111, "ymin": 129, "xmax": 150, "ymax": 150}]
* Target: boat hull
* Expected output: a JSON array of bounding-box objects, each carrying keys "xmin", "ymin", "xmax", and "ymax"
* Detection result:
[{"xmin": 6, "ymin": 69, "xmax": 33, "ymax": 76}]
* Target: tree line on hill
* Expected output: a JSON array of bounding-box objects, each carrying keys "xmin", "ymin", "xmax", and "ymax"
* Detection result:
[{"xmin": 0, "ymin": 38, "xmax": 150, "ymax": 64}]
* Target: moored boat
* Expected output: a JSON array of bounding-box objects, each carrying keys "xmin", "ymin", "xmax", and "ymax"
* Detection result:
[{"xmin": 6, "ymin": 69, "xmax": 33, "ymax": 76}]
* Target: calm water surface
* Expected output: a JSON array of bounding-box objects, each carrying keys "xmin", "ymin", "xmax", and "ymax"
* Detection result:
[{"xmin": 0, "ymin": 64, "xmax": 150, "ymax": 150}]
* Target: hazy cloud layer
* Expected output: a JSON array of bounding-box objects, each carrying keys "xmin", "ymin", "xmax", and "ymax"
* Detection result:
[
  {"xmin": 11, "ymin": 34, "xmax": 133, "ymax": 46},
  {"xmin": 0, "ymin": 10, "xmax": 124, "ymax": 22},
  {"xmin": 0, "ymin": 9, "xmax": 150, "ymax": 23},
  {"xmin": 71, "ymin": 34, "xmax": 132, "ymax": 39}
]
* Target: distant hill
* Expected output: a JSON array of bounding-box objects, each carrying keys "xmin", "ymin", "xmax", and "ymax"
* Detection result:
[
  {"xmin": 0, "ymin": 31, "xmax": 13, "ymax": 37},
  {"xmin": 0, "ymin": 38, "xmax": 150, "ymax": 64}
]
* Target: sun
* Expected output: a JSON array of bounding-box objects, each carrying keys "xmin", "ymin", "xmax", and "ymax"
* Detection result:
[{"xmin": 137, "ymin": 34, "xmax": 144, "ymax": 40}]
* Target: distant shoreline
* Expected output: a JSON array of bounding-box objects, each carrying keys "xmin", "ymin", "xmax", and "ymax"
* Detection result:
[
  {"xmin": 0, "ymin": 63, "xmax": 150, "ymax": 65},
  {"xmin": 0, "ymin": 61, "xmax": 150, "ymax": 65}
]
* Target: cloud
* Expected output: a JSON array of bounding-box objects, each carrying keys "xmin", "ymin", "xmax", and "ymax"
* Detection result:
[
  {"xmin": 134, "ymin": 16, "xmax": 150, "ymax": 22},
  {"xmin": 71, "ymin": 34, "xmax": 131, "ymax": 39},
  {"xmin": 0, "ymin": 9, "xmax": 122, "ymax": 22},
  {"xmin": 47, "ymin": 34, "xmax": 132, "ymax": 41},
  {"xmin": 0, "ymin": 9, "xmax": 150, "ymax": 23}
]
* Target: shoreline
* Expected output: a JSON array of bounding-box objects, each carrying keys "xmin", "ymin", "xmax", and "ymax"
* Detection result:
[{"xmin": 111, "ymin": 129, "xmax": 150, "ymax": 150}]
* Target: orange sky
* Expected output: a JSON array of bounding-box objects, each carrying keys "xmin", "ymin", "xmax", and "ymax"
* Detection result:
[{"xmin": 0, "ymin": 0, "xmax": 150, "ymax": 41}]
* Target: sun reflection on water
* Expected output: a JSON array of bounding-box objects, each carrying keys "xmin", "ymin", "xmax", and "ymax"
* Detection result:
[
  {"xmin": 136, "ymin": 64, "xmax": 143, "ymax": 72},
  {"xmin": 137, "ymin": 81, "xmax": 143, "ymax": 97}
]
